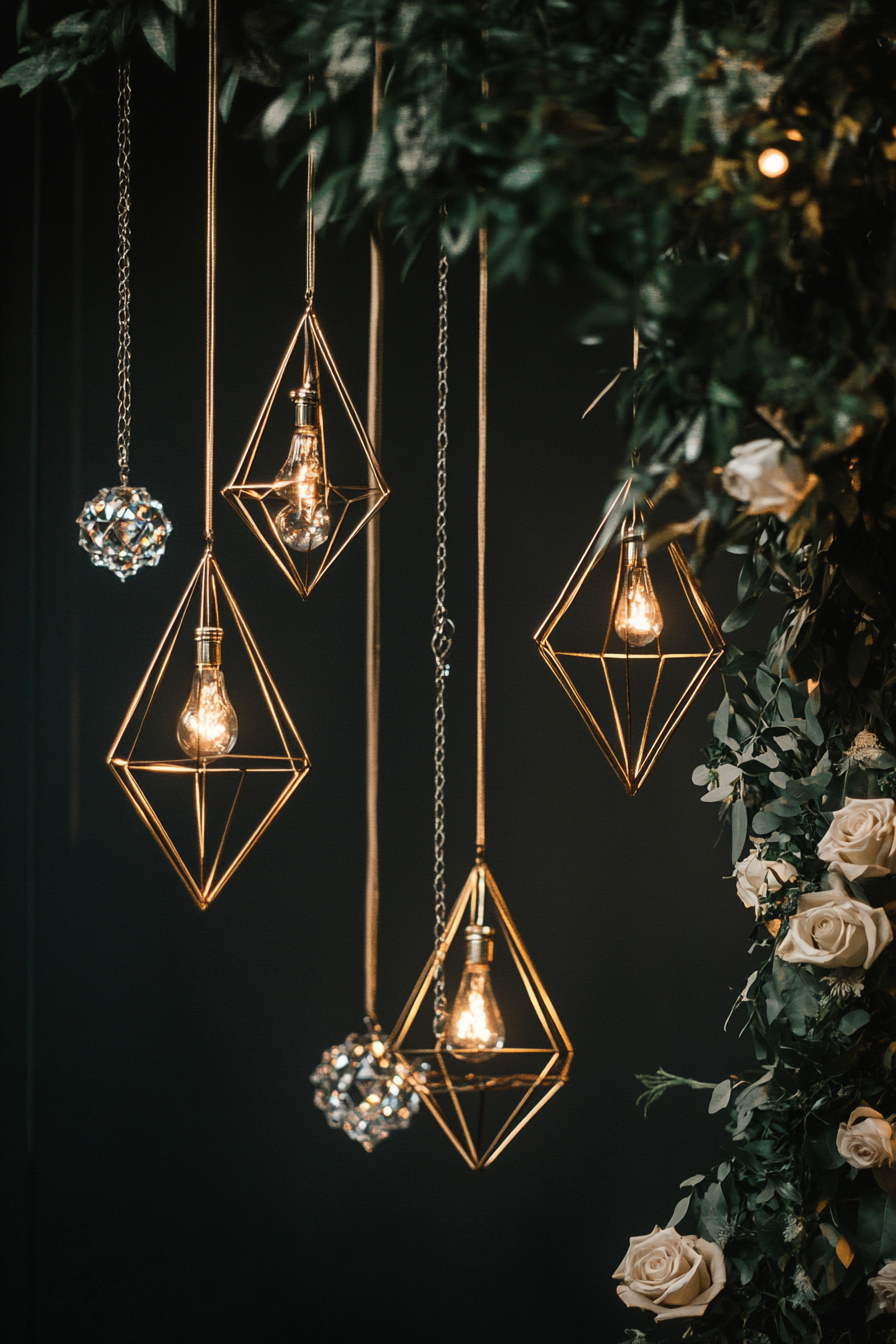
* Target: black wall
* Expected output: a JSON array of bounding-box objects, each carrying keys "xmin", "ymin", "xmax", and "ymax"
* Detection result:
[{"xmin": 2, "ymin": 29, "xmax": 759, "ymax": 1343}]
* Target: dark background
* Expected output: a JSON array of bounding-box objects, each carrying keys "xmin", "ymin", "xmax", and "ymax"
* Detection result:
[{"xmin": 1, "ymin": 26, "xmax": 762, "ymax": 1343}]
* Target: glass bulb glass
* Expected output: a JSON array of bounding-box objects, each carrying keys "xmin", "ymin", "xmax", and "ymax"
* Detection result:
[
  {"xmin": 274, "ymin": 383, "xmax": 330, "ymax": 552},
  {"xmin": 614, "ymin": 526, "xmax": 663, "ymax": 648},
  {"xmin": 445, "ymin": 926, "xmax": 505, "ymax": 1060},
  {"xmin": 176, "ymin": 627, "xmax": 238, "ymax": 760}
]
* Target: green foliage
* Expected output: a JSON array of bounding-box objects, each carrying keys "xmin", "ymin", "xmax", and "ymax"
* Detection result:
[
  {"xmin": 3, "ymin": 5, "xmax": 896, "ymax": 1340},
  {"xmin": 4, "ymin": 1, "xmax": 896, "ymax": 564}
]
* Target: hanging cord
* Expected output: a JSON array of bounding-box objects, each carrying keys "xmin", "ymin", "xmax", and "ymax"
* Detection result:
[
  {"xmin": 432, "ymin": 242, "xmax": 453, "ymax": 1035},
  {"xmin": 204, "ymin": 0, "xmax": 218, "ymax": 545},
  {"xmin": 475, "ymin": 66, "xmax": 489, "ymax": 862},
  {"xmin": 364, "ymin": 43, "xmax": 386, "ymax": 1030},
  {"xmin": 475, "ymin": 222, "xmax": 487, "ymax": 861},
  {"xmin": 116, "ymin": 61, "xmax": 132, "ymax": 487},
  {"xmin": 305, "ymin": 79, "xmax": 316, "ymax": 306}
]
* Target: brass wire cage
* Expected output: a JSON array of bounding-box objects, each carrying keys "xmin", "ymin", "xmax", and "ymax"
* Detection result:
[
  {"xmin": 223, "ymin": 306, "xmax": 389, "ymax": 598},
  {"xmin": 535, "ymin": 481, "xmax": 724, "ymax": 795},
  {"xmin": 107, "ymin": 549, "xmax": 311, "ymax": 909},
  {"xmin": 389, "ymin": 862, "xmax": 573, "ymax": 1170}
]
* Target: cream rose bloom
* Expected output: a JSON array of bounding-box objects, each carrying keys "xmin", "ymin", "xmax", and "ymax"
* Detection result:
[
  {"xmin": 775, "ymin": 874, "xmax": 893, "ymax": 970},
  {"xmin": 836, "ymin": 1107, "xmax": 895, "ymax": 1170},
  {"xmin": 817, "ymin": 797, "xmax": 896, "ymax": 882},
  {"xmin": 735, "ymin": 850, "xmax": 799, "ymax": 915},
  {"xmin": 869, "ymin": 1262, "xmax": 896, "ymax": 1316},
  {"xmin": 613, "ymin": 1226, "xmax": 726, "ymax": 1323},
  {"xmin": 720, "ymin": 438, "xmax": 814, "ymax": 521}
]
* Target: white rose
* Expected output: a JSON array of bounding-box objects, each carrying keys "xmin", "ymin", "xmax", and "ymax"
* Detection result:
[
  {"xmin": 735, "ymin": 850, "xmax": 799, "ymax": 915},
  {"xmin": 775, "ymin": 874, "xmax": 893, "ymax": 970},
  {"xmin": 612, "ymin": 1225, "xmax": 726, "ymax": 1323},
  {"xmin": 869, "ymin": 1262, "xmax": 896, "ymax": 1316},
  {"xmin": 720, "ymin": 438, "xmax": 814, "ymax": 521},
  {"xmin": 836, "ymin": 1107, "xmax": 895, "ymax": 1170},
  {"xmin": 817, "ymin": 797, "xmax": 896, "ymax": 882}
]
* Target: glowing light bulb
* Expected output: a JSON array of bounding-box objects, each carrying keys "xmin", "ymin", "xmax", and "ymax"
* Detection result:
[
  {"xmin": 757, "ymin": 147, "xmax": 789, "ymax": 178},
  {"xmin": 445, "ymin": 926, "xmax": 505, "ymax": 1060},
  {"xmin": 274, "ymin": 373, "xmax": 331, "ymax": 552},
  {"xmin": 176, "ymin": 626, "xmax": 239, "ymax": 760},
  {"xmin": 614, "ymin": 522, "xmax": 664, "ymax": 648}
]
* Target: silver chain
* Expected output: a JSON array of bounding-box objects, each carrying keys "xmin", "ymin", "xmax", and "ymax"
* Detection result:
[
  {"xmin": 117, "ymin": 61, "xmax": 132, "ymax": 486},
  {"xmin": 431, "ymin": 248, "xmax": 454, "ymax": 1036}
]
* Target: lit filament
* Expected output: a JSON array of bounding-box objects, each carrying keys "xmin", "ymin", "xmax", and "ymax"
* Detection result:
[
  {"xmin": 445, "ymin": 926, "xmax": 505, "ymax": 1058},
  {"xmin": 614, "ymin": 525, "xmax": 663, "ymax": 648},
  {"xmin": 177, "ymin": 627, "xmax": 238, "ymax": 760}
]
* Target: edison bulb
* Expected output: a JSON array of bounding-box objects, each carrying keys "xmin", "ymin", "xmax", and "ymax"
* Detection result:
[
  {"xmin": 614, "ymin": 523, "xmax": 663, "ymax": 648},
  {"xmin": 445, "ymin": 926, "xmax": 505, "ymax": 1060},
  {"xmin": 757, "ymin": 147, "xmax": 789, "ymax": 178},
  {"xmin": 274, "ymin": 374, "xmax": 330, "ymax": 552},
  {"xmin": 176, "ymin": 626, "xmax": 238, "ymax": 760}
]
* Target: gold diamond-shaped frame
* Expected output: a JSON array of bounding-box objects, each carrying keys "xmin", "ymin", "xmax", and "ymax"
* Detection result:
[
  {"xmin": 535, "ymin": 480, "xmax": 724, "ymax": 795},
  {"xmin": 389, "ymin": 863, "xmax": 572, "ymax": 1170},
  {"xmin": 107, "ymin": 549, "xmax": 311, "ymax": 909},
  {"xmin": 223, "ymin": 306, "xmax": 388, "ymax": 598}
]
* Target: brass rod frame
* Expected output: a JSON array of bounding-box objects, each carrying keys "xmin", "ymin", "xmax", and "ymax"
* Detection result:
[
  {"xmin": 107, "ymin": 550, "xmax": 310, "ymax": 909},
  {"xmin": 535, "ymin": 478, "xmax": 724, "ymax": 795},
  {"xmin": 223, "ymin": 306, "xmax": 388, "ymax": 599},
  {"xmin": 389, "ymin": 862, "xmax": 572, "ymax": 1170}
]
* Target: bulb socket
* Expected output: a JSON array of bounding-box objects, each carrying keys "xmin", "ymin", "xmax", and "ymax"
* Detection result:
[
  {"xmin": 290, "ymin": 379, "xmax": 319, "ymax": 428},
  {"xmin": 463, "ymin": 925, "xmax": 495, "ymax": 966},
  {"xmin": 194, "ymin": 626, "xmax": 224, "ymax": 666},
  {"xmin": 621, "ymin": 520, "xmax": 646, "ymax": 566}
]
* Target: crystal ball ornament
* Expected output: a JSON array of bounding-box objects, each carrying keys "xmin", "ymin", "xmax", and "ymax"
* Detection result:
[
  {"xmin": 77, "ymin": 485, "xmax": 172, "ymax": 580},
  {"xmin": 310, "ymin": 1031, "xmax": 422, "ymax": 1152}
]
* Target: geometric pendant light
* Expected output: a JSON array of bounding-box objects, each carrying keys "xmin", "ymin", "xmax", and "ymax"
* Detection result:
[
  {"xmin": 107, "ymin": 548, "xmax": 310, "ymax": 910},
  {"xmin": 535, "ymin": 478, "xmax": 724, "ymax": 795},
  {"xmin": 107, "ymin": 0, "xmax": 310, "ymax": 909},
  {"xmin": 389, "ymin": 861, "xmax": 573, "ymax": 1170},
  {"xmin": 223, "ymin": 105, "xmax": 388, "ymax": 599},
  {"xmin": 388, "ymin": 222, "xmax": 572, "ymax": 1169},
  {"xmin": 223, "ymin": 306, "xmax": 389, "ymax": 598}
]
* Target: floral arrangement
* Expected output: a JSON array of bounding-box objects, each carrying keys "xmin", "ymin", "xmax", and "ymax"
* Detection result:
[
  {"xmin": 619, "ymin": 443, "xmax": 896, "ymax": 1343},
  {"xmin": 4, "ymin": 5, "xmax": 896, "ymax": 1339}
]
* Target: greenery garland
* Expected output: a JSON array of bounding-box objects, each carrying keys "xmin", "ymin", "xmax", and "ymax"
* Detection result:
[{"xmin": 4, "ymin": 3, "xmax": 895, "ymax": 1339}]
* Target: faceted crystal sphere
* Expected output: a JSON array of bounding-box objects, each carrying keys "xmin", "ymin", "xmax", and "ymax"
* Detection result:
[
  {"xmin": 310, "ymin": 1031, "xmax": 422, "ymax": 1152},
  {"xmin": 77, "ymin": 486, "xmax": 172, "ymax": 581},
  {"xmin": 275, "ymin": 503, "xmax": 330, "ymax": 553}
]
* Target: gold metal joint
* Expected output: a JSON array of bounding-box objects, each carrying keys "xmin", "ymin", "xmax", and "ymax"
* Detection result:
[
  {"xmin": 620, "ymin": 519, "xmax": 646, "ymax": 566},
  {"xmin": 289, "ymin": 379, "xmax": 319, "ymax": 427},
  {"xmin": 195, "ymin": 625, "xmax": 224, "ymax": 666},
  {"xmin": 464, "ymin": 924, "xmax": 495, "ymax": 965}
]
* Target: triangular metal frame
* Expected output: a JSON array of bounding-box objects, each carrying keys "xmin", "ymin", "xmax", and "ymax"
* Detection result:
[
  {"xmin": 389, "ymin": 863, "xmax": 572, "ymax": 1170},
  {"xmin": 535, "ymin": 480, "xmax": 724, "ymax": 795},
  {"xmin": 223, "ymin": 305, "xmax": 388, "ymax": 598},
  {"xmin": 107, "ymin": 549, "xmax": 311, "ymax": 909}
]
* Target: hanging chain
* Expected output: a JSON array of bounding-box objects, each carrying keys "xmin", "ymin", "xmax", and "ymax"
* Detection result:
[
  {"xmin": 432, "ymin": 247, "xmax": 454, "ymax": 1037},
  {"xmin": 116, "ymin": 61, "xmax": 132, "ymax": 487}
]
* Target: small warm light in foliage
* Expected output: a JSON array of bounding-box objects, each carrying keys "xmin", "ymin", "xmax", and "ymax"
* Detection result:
[
  {"xmin": 785, "ymin": 129, "xmax": 804, "ymax": 142},
  {"xmin": 758, "ymin": 147, "xmax": 789, "ymax": 177}
]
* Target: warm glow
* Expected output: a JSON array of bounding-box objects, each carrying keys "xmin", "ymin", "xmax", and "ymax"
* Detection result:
[
  {"xmin": 177, "ymin": 628, "xmax": 239, "ymax": 761},
  {"xmin": 785, "ymin": 129, "xmax": 804, "ymax": 142},
  {"xmin": 614, "ymin": 528, "xmax": 664, "ymax": 648},
  {"xmin": 445, "ymin": 960, "xmax": 505, "ymax": 1056},
  {"xmin": 451, "ymin": 977, "xmax": 492, "ymax": 1045},
  {"xmin": 758, "ymin": 147, "xmax": 789, "ymax": 178}
]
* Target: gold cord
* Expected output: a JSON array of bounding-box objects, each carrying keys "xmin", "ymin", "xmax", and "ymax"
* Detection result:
[
  {"xmin": 305, "ymin": 81, "xmax": 316, "ymax": 305},
  {"xmin": 364, "ymin": 43, "xmax": 386, "ymax": 1026},
  {"xmin": 476, "ymin": 223, "xmax": 487, "ymax": 860},
  {"xmin": 204, "ymin": 0, "xmax": 218, "ymax": 544}
]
